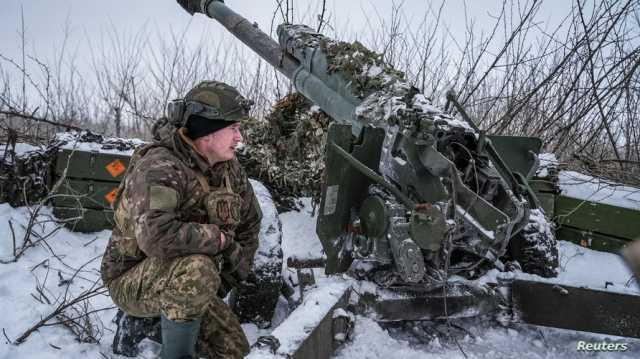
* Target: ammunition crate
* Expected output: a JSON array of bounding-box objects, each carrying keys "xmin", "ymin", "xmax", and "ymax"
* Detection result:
[
  {"xmin": 52, "ymin": 179, "xmax": 120, "ymax": 210},
  {"xmin": 55, "ymin": 149, "xmax": 130, "ymax": 182},
  {"xmin": 53, "ymin": 207, "xmax": 115, "ymax": 233},
  {"xmin": 53, "ymin": 148, "xmax": 129, "ymax": 232},
  {"xmin": 555, "ymin": 195, "xmax": 640, "ymax": 253}
]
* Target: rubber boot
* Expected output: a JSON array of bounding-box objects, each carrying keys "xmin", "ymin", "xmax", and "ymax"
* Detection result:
[
  {"xmin": 160, "ymin": 314, "xmax": 201, "ymax": 359},
  {"xmin": 112, "ymin": 309, "xmax": 162, "ymax": 357}
]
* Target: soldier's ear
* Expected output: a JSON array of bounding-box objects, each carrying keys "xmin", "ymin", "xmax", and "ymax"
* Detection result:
[{"xmin": 201, "ymin": 133, "xmax": 214, "ymax": 146}]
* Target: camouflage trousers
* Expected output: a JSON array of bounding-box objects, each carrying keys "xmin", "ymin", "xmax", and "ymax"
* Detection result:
[{"xmin": 107, "ymin": 254, "xmax": 250, "ymax": 358}]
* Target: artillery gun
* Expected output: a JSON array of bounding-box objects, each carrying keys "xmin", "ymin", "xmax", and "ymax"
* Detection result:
[
  {"xmin": 170, "ymin": 1, "xmax": 640, "ymax": 357},
  {"xmin": 177, "ymin": 0, "xmax": 558, "ymax": 290}
]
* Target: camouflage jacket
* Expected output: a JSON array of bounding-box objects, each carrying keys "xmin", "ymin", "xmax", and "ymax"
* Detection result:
[{"xmin": 100, "ymin": 122, "xmax": 262, "ymax": 284}]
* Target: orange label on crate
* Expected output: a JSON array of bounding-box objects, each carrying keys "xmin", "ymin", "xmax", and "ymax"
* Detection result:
[
  {"xmin": 105, "ymin": 188, "xmax": 119, "ymax": 204},
  {"xmin": 106, "ymin": 159, "xmax": 126, "ymax": 178}
]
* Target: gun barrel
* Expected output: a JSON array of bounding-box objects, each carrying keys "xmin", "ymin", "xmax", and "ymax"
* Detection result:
[
  {"xmin": 203, "ymin": 1, "xmax": 299, "ymax": 79},
  {"xmin": 201, "ymin": 1, "xmax": 363, "ymax": 136}
]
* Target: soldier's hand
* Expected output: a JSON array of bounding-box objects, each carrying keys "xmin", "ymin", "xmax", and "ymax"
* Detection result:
[{"xmin": 234, "ymin": 257, "xmax": 251, "ymax": 281}]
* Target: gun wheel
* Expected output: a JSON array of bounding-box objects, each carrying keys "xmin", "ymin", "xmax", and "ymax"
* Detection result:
[{"xmin": 509, "ymin": 209, "xmax": 559, "ymax": 278}]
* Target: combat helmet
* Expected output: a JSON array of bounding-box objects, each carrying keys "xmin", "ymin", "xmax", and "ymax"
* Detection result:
[{"xmin": 166, "ymin": 81, "xmax": 253, "ymax": 138}]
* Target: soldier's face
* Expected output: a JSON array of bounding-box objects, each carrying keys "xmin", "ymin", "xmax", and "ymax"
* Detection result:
[{"xmin": 197, "ymin": 123, "xmax": 243, "ymax": 165}]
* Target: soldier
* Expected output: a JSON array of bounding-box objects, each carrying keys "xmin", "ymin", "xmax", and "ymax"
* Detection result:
[{"xmin": 100, "ymin": 81, "xmax": 262, "ymax": 359}]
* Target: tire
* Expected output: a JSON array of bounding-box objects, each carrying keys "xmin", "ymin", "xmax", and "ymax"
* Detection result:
[
  {"xmin": 231, "ymin": 180, "xmax": 285, "ymax": 328},
  {"xmin": 509, "ymin": 208, "xmax": 559, "ymax": 278}
]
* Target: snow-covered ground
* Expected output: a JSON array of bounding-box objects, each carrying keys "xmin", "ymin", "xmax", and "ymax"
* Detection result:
[
  {"xmin": 1, "ymin": 193, "xmax": 639, "ymax": 358},
  {"xmin": 0, "ymin": 204, "xmax": 115, "ymax": 359},
  {"xmin": 336, "ymin": 314, "xmax": 640, "ymax": 359}
]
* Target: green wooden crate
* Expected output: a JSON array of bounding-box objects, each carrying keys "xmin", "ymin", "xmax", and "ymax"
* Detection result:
[
  {"xmin": 555, "ymin": 196, "xmax": 640, "ymax": 241},
  {"xmin": 53, "ymin": 206, "xmax": 115, "ymax": 233},
  {"xmin": 554, "ymin": 195, "xmax": 639, "ymax": 252},
  {"xmin": 556, "ymin": 226, "xmax": 630, "ymax": 253},
  {"xmin": 52, "ymin": 148, "xmax": 128, "ymax": 232},
  {"xmin": 52, "ymin": 179, "xmax": 120, "ymax": 210},
  {"xmin": 55, "ymin": 149, "xmax": 130, "ymax": 182}
]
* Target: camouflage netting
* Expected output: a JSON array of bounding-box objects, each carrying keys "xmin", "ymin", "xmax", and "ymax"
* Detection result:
[
  {"xmin": 280, "ymin": 24, "xmax": 405, "ymax": 99},
  {"xmin": 0, "ymin": 141, "xmax": 55, "ymax": 207},
  {"xmin": 320, "ymin": 38, "xmax": 405, "ymax": 98},
  {"xmin": 237, "ymin": 93, "xmax": 332, "ymax": 211}
]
